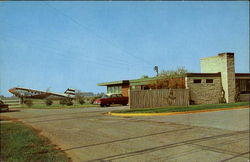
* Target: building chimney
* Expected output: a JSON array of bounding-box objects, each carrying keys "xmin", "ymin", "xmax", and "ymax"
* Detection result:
[{"xmin": 200, "ymin": 52, "xmax": 236, "ymax": 103}]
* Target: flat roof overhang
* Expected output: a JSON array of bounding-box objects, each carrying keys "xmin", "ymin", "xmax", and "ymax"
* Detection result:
[
  {"xmin": 186, "ymin": 72, "xmax": 221, "ymax": 77},
  {"xmin": 97, "ymin": 80, "xmax": 129, "ymax": 86},
  {"xmin": 235, "ymin": 73, "xmax": 250, "ymax": 77},
  {"xmin": 98, "ymin": 72, "xmax": 243, "ymax": 87},
  {"xmin": 235, "ymin": 73, "xmax": 250, "ymax": 79},
  {"xmin": 130, "ymin": 81, "xmax": 153, "ymax": 86},
  {"xmin": 129, "ymin": 77, "xmax": 156, "ymax": 86},
  {"xmin": 129, "ymin": 76, "xmax": 185, "ymax": 86}
]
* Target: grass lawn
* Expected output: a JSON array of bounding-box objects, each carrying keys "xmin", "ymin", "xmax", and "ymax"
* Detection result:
[
  {"xmin": 0, "ymin": 120, "xmax": 71, "ymax": 162},
  {"xmin": 112, "ymin": 102, "xmax": 249, "ymax": 113},
  {"xmin": 20, "ymin": 103, "xmax": 98, "ymax": 109}
]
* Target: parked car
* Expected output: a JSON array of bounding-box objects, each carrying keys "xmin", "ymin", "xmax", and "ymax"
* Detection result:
[
  {"xmin": 0, "ymin": 100, "xmax": 9, "ymax": 112},
  {"xmin": 94, "ymin": 94, "xmax": 128, "ymax": 107}
]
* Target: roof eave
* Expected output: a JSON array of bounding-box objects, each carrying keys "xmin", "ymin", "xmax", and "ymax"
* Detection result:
[
  {"xmin": 97, "ymin": 80, "xmax": 129, "ymax": 86},
  {"xmin": 186, "ymin": 72, "xmax": 221, "ymax": 77}
]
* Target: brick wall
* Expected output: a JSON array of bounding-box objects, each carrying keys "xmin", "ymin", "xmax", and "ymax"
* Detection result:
[
  {"xmin": 200, "ymin": 53, "xmax": 236, "ymax": 103},
  {"xmin": 186, "ymin": 77, "xmax": 222, "ymax": 104},
  {"xmin": 122, "ymin": 84, "xmax": 129, "ymax": 97}
]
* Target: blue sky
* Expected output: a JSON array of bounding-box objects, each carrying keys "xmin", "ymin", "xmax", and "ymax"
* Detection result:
[{"xmin": 0, "ymin": 1, "xmax": 249, "ymax": 96}]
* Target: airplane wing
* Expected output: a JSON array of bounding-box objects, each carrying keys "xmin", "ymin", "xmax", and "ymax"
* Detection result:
[{"xmin": 8, "ymin": 87, "xmax": 75, "ymax": 99}]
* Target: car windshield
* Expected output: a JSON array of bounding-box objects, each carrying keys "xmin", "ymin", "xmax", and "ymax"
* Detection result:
[
  {"xmin": 101, "ymin": 95, "xmax": 110, "ymax": 98},
  {"xmin": 116, "ymin": 94, "xmax": 122, "ymax": 97},
  {"xmin": 110, "ymin": 94, "xmax": 123, "ymax": 98}
]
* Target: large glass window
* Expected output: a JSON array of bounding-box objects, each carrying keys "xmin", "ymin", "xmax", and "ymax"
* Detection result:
[
  {"xmin": 111, "ymin": 87, "xmax": 114, "ymax": 93},
  {"xmin": 107, "ymin": 87, "xmax": 111, "ymax": 93},
  {"xmin": 107, "ymin": 85, "xmax": 122, "ymax": 94},
  {"xmin": 237, "ymin": 79, "xmax": 250, "ymax": 94}
]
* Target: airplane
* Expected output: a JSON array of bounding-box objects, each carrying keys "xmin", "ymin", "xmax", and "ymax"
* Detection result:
[{"xmin": 8, "ymin": 87, "xmax": 75, "ymax": 103}]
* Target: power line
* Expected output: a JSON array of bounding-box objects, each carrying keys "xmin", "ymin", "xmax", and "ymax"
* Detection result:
[
  {"xmin": 1, "ymin": 8, "xmax": 154, "ymax": 74},
  {"xmin": 1, "ymin": 22, "xmax": 151, "ymax": 69},
  {"xmin": 44, "ymin": 2, "xmax": 153, "ymax": 68},
  {"xmin": 0, "ymin": 31, "xmax": 151, "ymax": 71}
]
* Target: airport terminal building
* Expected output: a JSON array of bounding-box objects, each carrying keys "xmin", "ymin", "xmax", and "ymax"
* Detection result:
[{"xmin": 98, "ymin": 53, "xmax": 250, "ymax": 105}]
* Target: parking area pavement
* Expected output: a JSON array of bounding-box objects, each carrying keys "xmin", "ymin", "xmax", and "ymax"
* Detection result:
[{"xmin": 1, "ymin": 106, "xmax": 249, "ymax": 162}]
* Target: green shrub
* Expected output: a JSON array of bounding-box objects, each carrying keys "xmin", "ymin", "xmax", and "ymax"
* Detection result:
[
  {"xmin": 59, "ymin": 98, "xmax": 73, "ymax": 106},
  {"xmin": 78, "ymin": 98, "xmax": 85, "ymax": 105},
  {"xmin": 84, "ymin": 96, "xmax": 99, "ymax": 104},
  {"xmin": 45, "ymin": 99, "xmax": 53, "ymax": 106},
  {"xmin": 65, "ymin": 100, "xmax": 73, "ymax": 106},
  {"xmin": 75, "ymin": 95, "xmax": 85, "ymax": 105},
  {"xmin": 59, "ymin": 99, "xmax": 66, "ymax": 105},
  {"xmin": 24, "ymin": 100, "xmax": 33, "ymax": 107}
]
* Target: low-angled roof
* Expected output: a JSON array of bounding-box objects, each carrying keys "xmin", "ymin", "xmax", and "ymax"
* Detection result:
[
  {"xmin": 97, "ymin": 76, "xmax": 182, "ymax": 86},
  {"xmin": 186, "ymin": 72, "xmax": 221, "ymax": 77},
  {"xmin": 97, "ymin": 72, "xmax": 249, "ymax": 86},
  {"xmin": 235, "ymin": 73, "xmax": 250, "ymax": 79},
  {"xmin": 129, "ymin": 77, "xmax": 157, "ymax": 86},
  {"xmin": 97, "ymin": 77, "xmax": 158, "ymax": 86},
  {"xmin": 235, "ymin": 73, "xmax": 250, "ymax": 77},
  {"xmin": 97, "ymin": 80, "xmax": 129, "ymax": 86}
]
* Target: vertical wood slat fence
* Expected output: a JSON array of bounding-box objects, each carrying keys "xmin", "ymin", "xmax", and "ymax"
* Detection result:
[{"xmin": 129, "ymin": 89, "xmax": 189, "ymax": 109}]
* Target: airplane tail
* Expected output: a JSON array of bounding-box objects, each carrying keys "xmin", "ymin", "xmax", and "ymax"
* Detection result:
[{"xmin": 64, "ymin": 88, "xmax": 76, "ymax": 96}]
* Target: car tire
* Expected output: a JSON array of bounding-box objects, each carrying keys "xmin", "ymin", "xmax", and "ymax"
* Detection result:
[{"xmin": 100, "ymin": 104, "xmax": 105, "ymax": 107}]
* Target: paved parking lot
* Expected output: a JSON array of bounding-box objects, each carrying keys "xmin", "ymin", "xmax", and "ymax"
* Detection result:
[{"xmin": 1, "ymin": 106, "xmax": 249, "ymax": 162}]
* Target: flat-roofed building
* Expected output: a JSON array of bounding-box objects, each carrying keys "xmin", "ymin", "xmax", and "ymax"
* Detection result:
[{"xmin": 97, "ymin": 52, "xmax": 249, "ymax": 105}]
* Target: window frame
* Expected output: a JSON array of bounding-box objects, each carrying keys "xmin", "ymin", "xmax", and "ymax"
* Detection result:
[
  {"xmin": 193, "ymin": 79, "xmax": 202, "ymax": 84},
  {"xmin": 206, "ymin": 79, "xmax": 214, "ymax": 83}
]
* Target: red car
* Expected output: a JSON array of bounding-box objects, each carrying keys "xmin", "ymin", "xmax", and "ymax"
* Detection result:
[{"xmin": 94, "ymin": 94, "xmax": 128, "ymax": 107}]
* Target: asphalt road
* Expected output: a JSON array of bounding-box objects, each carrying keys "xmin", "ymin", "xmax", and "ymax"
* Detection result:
[{"xmin": 1, "ymin": 106, "xmax": 249, "ymax": 162}]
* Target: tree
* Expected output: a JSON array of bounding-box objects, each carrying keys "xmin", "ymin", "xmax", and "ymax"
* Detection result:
[
  {"xmin": 24, "ymin": 100, "xmax": 33, "ymax": 107},
  {"xmin": 159, "ymin": 67, "xmax": 188, "ymax": 78},
  {"xmin": 59, "ymin": 97, "xmax": 73, "ymax": 106},
  {"xmin": 59, "ymin": 99, "xmax": 66, "ymax": 105},
  {"xmin": 148, "ymin": 67, "xmax": 188, "ymax": 89},
  {"xmin": 141, "ymin": 75, "xmax": 149, "ymax": 79},
  {"xmin": 78, "ymin": 98, "xmax": 85, "ymax": 105},
  {"xmin": 75, "ymin": 90, "xmax": 85, "ymax": 104}
]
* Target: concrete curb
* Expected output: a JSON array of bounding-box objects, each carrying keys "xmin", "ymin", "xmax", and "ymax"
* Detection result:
[{"xmin": 107, "ymin": 106, "xmax": 249, "ymax": 117}]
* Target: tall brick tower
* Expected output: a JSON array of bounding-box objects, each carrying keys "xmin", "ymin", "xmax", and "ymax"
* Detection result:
[{"xmin": 200, "ymin": 53, "xmax": 236, "ymax": 103}]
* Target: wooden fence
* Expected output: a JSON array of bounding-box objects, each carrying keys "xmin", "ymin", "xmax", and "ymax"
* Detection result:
[
  {"xmin": 129, "ymin": 89, "xmax": 189, "ymax": 109},
  {"xmin": 2, "ymin": 99, "xmax": 21, "ymax": 108},
  {"xmin": 2, "ymin": 99, "xmax": 50, "ymax": 108}
]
